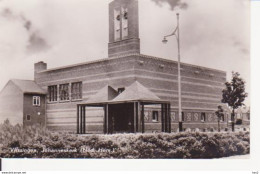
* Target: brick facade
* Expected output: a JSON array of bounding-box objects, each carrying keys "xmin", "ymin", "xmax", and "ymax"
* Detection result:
[
  {"xmin": 108, "ymin": 0, "xmax": 140, "ymax": 57},
  {"xmin": 0, "ymin": 80, "xmax": 47, "ymax": 127},
  {"xmin": 32, "ymin": 0, "xmax": 227, "ymax": 133},
  {"xmin": 23, "ymin": 94, "xmax": 46, "ymax": 128},
  {"xmin": 34, "ymin": 54, "xmax": 227, "ymax": 133}
]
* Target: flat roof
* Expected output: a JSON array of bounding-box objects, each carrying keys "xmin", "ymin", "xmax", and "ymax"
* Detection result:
[{"xmin": 39, "ymin": 53, "xmax": 226, "ymax": 74}]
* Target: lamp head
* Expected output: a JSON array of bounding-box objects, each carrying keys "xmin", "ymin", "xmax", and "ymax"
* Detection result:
[{"xmin": 162, "ymin": 37, "xmax": 168, "ymax": 44}]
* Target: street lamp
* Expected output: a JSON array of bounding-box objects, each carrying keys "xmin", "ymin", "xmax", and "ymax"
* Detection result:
[
  {"xmin": 162, "ymin": 13, "xmax": 183, "ymax": 132},
  {"xmin": 162, "ymin": 37, "xmax": 168, "ymax": 44}
]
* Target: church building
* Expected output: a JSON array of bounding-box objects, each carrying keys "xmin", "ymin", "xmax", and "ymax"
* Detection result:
[{"xmin": 0, "ymin": 0, "xmax": 228, "ymax": 134}]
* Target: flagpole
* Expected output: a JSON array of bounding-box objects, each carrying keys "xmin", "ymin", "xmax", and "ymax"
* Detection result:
[
  {"xmin": 176, "ymin": 13, "xmax": 183, "ymax": 132},
  {"xmin": 162, "ymin": 13, "xmax": 182, "ymax": 132}
]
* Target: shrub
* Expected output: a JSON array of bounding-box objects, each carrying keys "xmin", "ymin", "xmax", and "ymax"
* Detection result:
[{"xmin": 0, "ymin": 120, "xmax": 250, "ymax": 159}]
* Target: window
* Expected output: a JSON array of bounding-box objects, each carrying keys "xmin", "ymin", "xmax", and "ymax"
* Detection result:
[
  {"xmin": 26, "ymin": 115, "xmax": 31, "ymax": 121},
  {"xmin": 118, "ymin": 87, "xmax": 125, "ymax": 94},
  {"xmin": 71, "ymin": 82, "xmax": 82, "ymax": 100},
  {"xmin": 152, "ymin": 111, "xmax": 159, "ymax": 122},
  {"xmin": 114, "ymin": 7, "xmax": 128, "ymax": 41},
  {"xmin": 121, "ymin": 7, "xmax": 128, "ymax": 39},
  {"xmin": 182, "ymin": 112, "xmax": 184, "ymax": 121},
  {"xmin": 201, "ymin": 112, "xmax": 206, "ymax": 122},
  {"xmin": 48, "ymin": 85, "xmax": 57, "ymax": 102},
  {"xmin": 114, "ymin": 9, "xmax": 121, "ymax": 41},
  {"xmin": 59, "ymin": 84, "xmax": 70, "ymax": 101},
  {"xmin": 33, "ymin": 96, "xmax": 40, "ymax": 106},
  {"xmin": 171, "ymin": 112, "xmax": 176, "ymax": 122},
  {"xmin": 221, "ymin": 114, "xmax": 225, "ymax": 122}
]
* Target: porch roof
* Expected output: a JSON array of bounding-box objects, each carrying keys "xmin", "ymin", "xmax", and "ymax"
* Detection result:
[
  {"xmin": 86, "ymin": 85, "xmax": 118, "ymax": 104},
  {"xmin": 81, "ymin": 81, "xmax": 170, "ymax": 106}
]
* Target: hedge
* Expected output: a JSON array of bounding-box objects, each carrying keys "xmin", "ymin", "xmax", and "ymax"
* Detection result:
[{"xmin": 0, "ymin": 120, "xmax": 250, "ymax": 159}]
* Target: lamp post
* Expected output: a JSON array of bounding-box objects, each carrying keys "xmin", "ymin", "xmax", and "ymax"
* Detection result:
[{"xmin": 162, "ymin": 13, "xmax": 183, "ymax": 132}]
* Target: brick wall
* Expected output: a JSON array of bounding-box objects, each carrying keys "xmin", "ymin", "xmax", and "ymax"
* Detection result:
[
  {"xmin": 35, "ymin": 54, "xmax": 226, "ymax": 133},
  {"xmin": 23, "ymin": 94, "xmax": 46, "ymax": 127},
  {"xmin": 143, "ymin": 106, "xmax": 228, "ymax": 133},
  {"xmin": 108, "ymin": 0, "xmax": 140, "ymax": 57}
]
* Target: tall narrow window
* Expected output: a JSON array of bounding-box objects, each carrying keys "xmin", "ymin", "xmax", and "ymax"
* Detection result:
[
  {"xmin": 152, "ymin": 111, "xmax": 159, "ymax": 122},
  {"xmin": 201, "ymin": 112, "xmax": 206, "ymax": 122},
  {"xmin": 121, "ymin": 7, "xmax": 128, "ymax": 39},
  {"xmin": 182, "ymin": 112, "xmax": 185, "ymax": 121},
  {"xmin": 33, "ymin": 96, "xmax": 40, "ymax": 106},
  {"xmin": 71, "ymin": 82, "xmax": 82, "ymax": 100},
  {"xmin": 114, "ymin": 9, "xmax": 121, "ymax": 41},
  {"xmin": 48, "ymin": 85, "xmax": 57, "ymax": 102},
  {"xmin": 59, "ymin": 84, "xmax": 70, "ymax": 101}
]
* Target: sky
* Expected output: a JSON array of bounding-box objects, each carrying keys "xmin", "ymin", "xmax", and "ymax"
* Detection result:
[{"xmin": 0, "ymin": 0, "xmax": 250, "ymax": 105}]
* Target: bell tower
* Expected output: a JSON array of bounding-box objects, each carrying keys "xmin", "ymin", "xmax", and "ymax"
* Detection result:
[{"xmin": 108, "ymin": 0, "xmax": 140, "ymax": 57}]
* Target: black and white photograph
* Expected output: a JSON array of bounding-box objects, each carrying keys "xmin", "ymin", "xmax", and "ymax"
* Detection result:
[{"xmin": 0, "ymin": 0, "xmax": 252, "ymax": 168}]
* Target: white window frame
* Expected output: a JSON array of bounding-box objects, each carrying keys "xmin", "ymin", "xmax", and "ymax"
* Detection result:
[
  {"xmin": 114, "ymin": 8, "xmax": 121, "ymax": 41},
  {"xmin": 59, "ymin": 83, "xmax": 70, "ymax": 101},
  {"xmin": 48, "ymin": 85, "xmax": 58, "ymax": 102},
  {"xmin": 121, "ymin": 7, "xmax": 128, "ymax": 39},
  {"xmin": 33, "ymin": 96, "xmax": 40, "ymax": 106},
  {"xmin": 71, "ymin": 82, "xmax": 82, "ymax": 100}
]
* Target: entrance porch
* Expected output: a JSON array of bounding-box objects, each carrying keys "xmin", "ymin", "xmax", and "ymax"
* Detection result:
[
  {"xmin": 76, "ymin": 81, "xmax": 171, "ymax": 134},
  {"xmin": 77, "ymin": 101, "xmax": 171, "ymax": 134}
]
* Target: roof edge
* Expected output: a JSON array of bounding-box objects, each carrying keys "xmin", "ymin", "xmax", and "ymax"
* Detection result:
[
  {"xmin": 80, "ymin": 99, "xmax": 171, "ymax": 106},
  {"xmin": 10, "ymin": 79, "xmax": 47, "ymax": 95},
  {"xmin": 38, "ymin": 53, "xmax": 226, "ymax": 74},
  {"xmin": 0, "ymin": 80, "xmax": 23, "ymax": 96}
]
